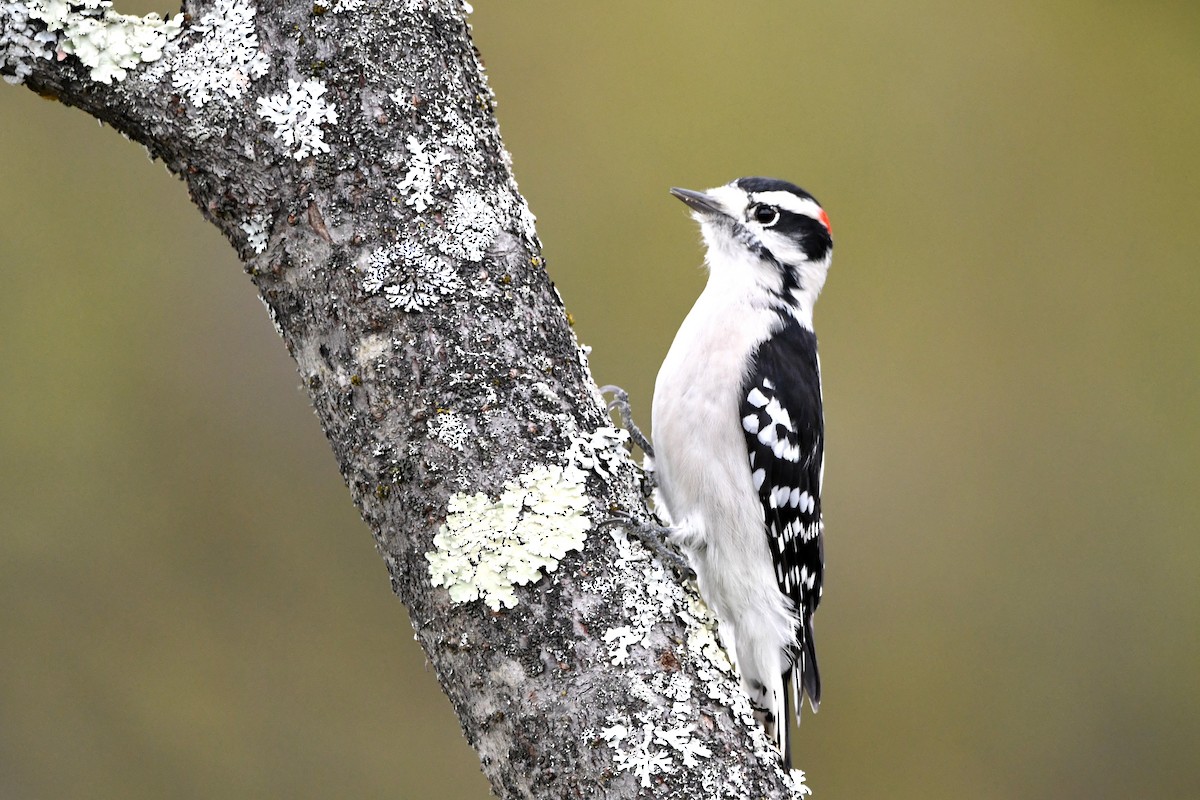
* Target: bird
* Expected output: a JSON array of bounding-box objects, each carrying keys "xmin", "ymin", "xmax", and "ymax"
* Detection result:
[{"xmin": 651, "ymin": 176, "xmax": 833, "ymax": 767}]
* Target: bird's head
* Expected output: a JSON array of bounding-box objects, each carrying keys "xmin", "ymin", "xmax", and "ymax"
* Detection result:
[{"xmin": 671, "ymin": 177, "xmax": 833, "ymax": 319}]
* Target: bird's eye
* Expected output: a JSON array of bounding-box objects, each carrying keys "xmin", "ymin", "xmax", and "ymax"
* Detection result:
[{"xmin": 750, "ymin": 204, "xmax": 780, "ymax": 227}]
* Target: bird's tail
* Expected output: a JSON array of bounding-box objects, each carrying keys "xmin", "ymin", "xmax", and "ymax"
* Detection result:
[
  {"xmin": 730, "ymin": 618, "xmax": 813, "ymax": 767},
  {"xmin": 780, "ymin": 670, "xmax": 793, "ymax": 770},
  {"xmin": 779, "ymin": 618, "xmax": 821, "ymax": 768},
  {"xmin": 799, "ymin": 613, "xmax": 821, "ymax": 714}
]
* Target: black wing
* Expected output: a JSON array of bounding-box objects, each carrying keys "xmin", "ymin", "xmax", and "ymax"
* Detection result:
[{"xmin": 739, "ymin": 317, "xmax": 824, "ymax": 712}]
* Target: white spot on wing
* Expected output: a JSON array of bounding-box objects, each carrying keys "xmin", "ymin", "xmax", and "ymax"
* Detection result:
[
  {"xmin": 773, "ymin": 486, "xmax": 791, "ymax": 508},
  {"xmin": 758, "ymin": 426, "xmax": 778, "ymax": 447},
  {"xmin": 764, "ymin": 398, "xmax": 792, "ymax": 430}
]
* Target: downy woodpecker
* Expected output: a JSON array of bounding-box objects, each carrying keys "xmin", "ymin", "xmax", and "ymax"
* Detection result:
[{"xmin": 652, "ymin": 177, "xmax": 833, "ymax": 766}]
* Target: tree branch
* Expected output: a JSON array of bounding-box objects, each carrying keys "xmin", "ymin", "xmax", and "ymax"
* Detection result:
[{"xmin": 2, "ymin": 0, "xmax": 810, "ymax": 796}]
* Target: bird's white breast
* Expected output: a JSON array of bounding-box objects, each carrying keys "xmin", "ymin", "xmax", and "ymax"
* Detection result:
[{"xmin": 651, "ymin": 257, "xmax": 796, "ymax": 638}]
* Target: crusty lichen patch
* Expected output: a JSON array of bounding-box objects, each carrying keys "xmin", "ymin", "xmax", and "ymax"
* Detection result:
[
  {"xmin": 22, "ymin": 0, "xmax": 182, "ymax": 84},
  {"xmin": 426, "ymin": 464, "xmax": 591, "ymax": 611}
]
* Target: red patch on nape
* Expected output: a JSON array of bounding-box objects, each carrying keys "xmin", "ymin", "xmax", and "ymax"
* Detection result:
[{"xmin": 818, "ymin": 209, "xmax": 832, "ymax": 234}]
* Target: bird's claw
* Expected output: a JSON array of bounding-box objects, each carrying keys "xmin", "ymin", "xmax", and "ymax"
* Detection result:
[
  {"xmin": 599, "ymin": 385, "xmax": 655, "ymax": 460},
  {"xmin": 599, "ymin": 385, "xmax": 657, "ymax": 496},
  {"xmin": 599, "ymin": 512, "xmax": 695, "ymax": 581}
]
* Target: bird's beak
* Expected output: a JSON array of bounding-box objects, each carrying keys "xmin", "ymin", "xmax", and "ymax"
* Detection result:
[{"xmin": 670, "ymin": 187, "xmax": 724, "ymax": 216}]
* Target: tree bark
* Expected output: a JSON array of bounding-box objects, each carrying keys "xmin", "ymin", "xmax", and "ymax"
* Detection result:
[{"xmin": 2, "ymin": 1, "xmax": 810, "ymax": 796}]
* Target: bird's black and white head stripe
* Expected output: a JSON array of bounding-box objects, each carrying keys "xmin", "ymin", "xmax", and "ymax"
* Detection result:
[
  {"xmin": 670, "ymin": 177, "xmax": 832, "ymax": 327},
  {"xmin": 734, "ymin": 176, "xmax": 833, "ymax": 266}
]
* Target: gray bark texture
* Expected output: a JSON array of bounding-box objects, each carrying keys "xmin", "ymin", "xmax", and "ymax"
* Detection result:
[{"xmin": 2, "ymin": 1, "xmax": 810, "ymax": 797}]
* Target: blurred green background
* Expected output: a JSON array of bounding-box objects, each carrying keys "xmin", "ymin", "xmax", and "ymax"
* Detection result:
[{"xmin": 2, "ymin": 2, "xmax": 1198, "ymax": 798}]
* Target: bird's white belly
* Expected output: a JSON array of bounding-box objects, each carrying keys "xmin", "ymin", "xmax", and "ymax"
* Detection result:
[{"xmin": 651, "ymin": 293, "xmax": 797, "ymax": 646}]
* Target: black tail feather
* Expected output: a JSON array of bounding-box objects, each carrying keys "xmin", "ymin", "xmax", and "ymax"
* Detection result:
[
  {"xmin": 802, "ymin": 614, "xmax": 821, "ymax": 712},
  {"xmin": 775, "ymin": 619, "xmax": 820, "ymax": 770},
  {"xmin": 780, "ymin": 668, "xmax": 793, "ymax": 770}
]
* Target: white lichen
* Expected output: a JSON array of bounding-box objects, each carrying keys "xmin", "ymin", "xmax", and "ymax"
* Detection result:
[
  {"xmin": 573, "ymin": 343, "xmax": 612, "ymax": 418},
  {"xmin": 430, "ymin": 411, "xmax": 469, "ymax": 451},
  {"xmin": 20, "ymin": 0, "xmax": 182, "ymax": 84},
  {"xmin": 257, "ymin": 296, "xmax": 284, "ymax": 339},
  {"xmin": 600, "ymin": 720, "xmax": 676, "ymax": 789},
  {"xmin": 587, "ymin": 533, "xmax": 716, "ymax": 787},
  {"xmin": 788, "ymin": 769, "xmax": 814, "ymax": 797},
  {"xmin": 0, "ymin": 1, "xmax": 57, "ymax": 84},
  {"xmin": 310, "ymin": 0, "xmax": 362, "ymax": 34},
  {"xmin": 531, "ymin": 381, "xmax": 561, "ymax": 405},
  {"xmin": 567, "ymin": 425, "xmax": 631, "ymax": 480},
  {"xmin": 439, "ymin": 187, "xmax": 502, "ymax": 263},
  {"xmin": 601, "ymin": 625, "xmax": 642, "ymax": 667},
  {"xmin": 256, "ymin": 77, "xmax": 338, "ymax": 160},
  {"xmin": 426, "ymin": 465, "xmax": 591, "ymax": 611},
  {"xmin": 488, "ymin": 175, "xmax": 538, "ymax": 249},
  {"xmin": 386, "ymin": 101, "xmax": 523, "ymax": 261},
  {"xmin": 58, "ymin": 9, "xmax": 179, "ymax": 84},
  {"xmin": 241, "ymin": 213, "xmax": 269, "ymax": 254},
  {"xmin": 165, "ymin": 0, "xmax": 268, "ymax": 107},
  {"xmin": 361, "ymin": 240, "xmax": 462, "ymax": 313},
  {"xmin": 395, "ymin": 135, "xmax": 454, "ymax": 213},
  {"xmin": 370, "ymin": 26, "xmax": 539, "ymax": 263},
  {"xmin": 600, "ymin": 709, "xmax": 713, "ymax": 787}
]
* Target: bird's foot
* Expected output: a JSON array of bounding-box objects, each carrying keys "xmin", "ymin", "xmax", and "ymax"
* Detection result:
[
  {"xmin": 599, "ymin": 385, "xmax": 656, "ymax": 495},
  {"xmin": 598, "ymin": 512, "xmax": 695, "ymax": 581},
  {"xmin": 599, "ymin": 385, "xmax": 655, "ymax": 460}
]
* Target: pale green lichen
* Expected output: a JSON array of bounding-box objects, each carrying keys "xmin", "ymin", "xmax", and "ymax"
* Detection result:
[
  {"xmin": 1, "ymin": 1, "xmax": 57, "ymax": 84},
  {"xmin": 426, "ymin": 464, "xmax": 591, "ymax": 611},
  {"xmin": 30, "ymin": 0, "xmax": 182, "ymax": 84}
]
